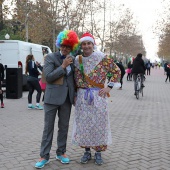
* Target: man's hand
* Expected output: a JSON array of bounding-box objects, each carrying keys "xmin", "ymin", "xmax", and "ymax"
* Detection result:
[
  {"xmin": 35, "ymin": 61, "xmax": 41, "ymax": 66},
  {"xmin": 99, "ymin": 87, "xmax": 111, "ymax": 98},
  {"xmin": 73, "ymin": 96, "xmax": 77, "ymax": 106},
  {"xmin": 61, "ymin": 56, "xmax": 73, "ymax": 69}
]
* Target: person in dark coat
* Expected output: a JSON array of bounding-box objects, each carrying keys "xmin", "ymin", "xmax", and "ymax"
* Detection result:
[
  {"xmin": 145, "ymin": 60, "xmax": 151, "ymax": 75},
  {"xmin": 0, "ymin": 63, "xmax": 5, "ymax": 108},
  {"xmin": 131, "ymin": 53, "xmax": 146, "ymax": 94},
  {"xmin": 115, "ymin": 60, "xmax": 125, "ymax": 89},
  {"xmin": 165, "ymin": 64, "xmax": 170, "ymax": 82},
  {"xmin": 164, "ymin": 61, "xmax": 168, "ymax": 75},
  {"xmin": 25, "ymin": 55, "xmax": 43, "ymax": 110}
]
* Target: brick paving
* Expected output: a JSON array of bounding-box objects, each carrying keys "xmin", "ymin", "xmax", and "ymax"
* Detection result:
[{"xmin": 0, "ymin": 67, "xmax": 170, "ymax": 170}]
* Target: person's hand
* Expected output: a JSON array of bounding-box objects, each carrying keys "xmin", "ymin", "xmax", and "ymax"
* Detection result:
[
  {"xmin": 99, "ymin": 87, "xmax": 111, "ymax": 98},
  {"xmin": 0, "ymin": 89, "xmax": 2, "ymax": 94},
  {"xmin": 36, "ymin": 61, "xmax": 41, "ymax": 66},
  {"xmin": 62, "ymin": 55, "xmax": 73, "ymax": 68},
  {"xmin": 73, "ymin": 96, "xmax": 77, "ymax": 106}
]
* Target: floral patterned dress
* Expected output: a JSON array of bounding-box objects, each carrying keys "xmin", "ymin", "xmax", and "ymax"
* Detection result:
[{"xmin": 71, "ymin": 51, "xmax": 121, "ymax": 151}]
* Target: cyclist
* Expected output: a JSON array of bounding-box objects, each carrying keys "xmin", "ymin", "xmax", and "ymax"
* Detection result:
[{"xmin": 131, "ymin": 53, "xmax": 146, "ymax": 95}]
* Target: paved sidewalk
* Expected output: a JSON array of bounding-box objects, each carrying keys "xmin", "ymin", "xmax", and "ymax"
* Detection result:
[{"xmin": 0, "ymin": 68, "xmax": 170, "ymax": 170}]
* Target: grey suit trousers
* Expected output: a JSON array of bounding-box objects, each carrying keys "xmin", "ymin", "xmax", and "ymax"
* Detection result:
[{"xmin": 40, "ymin": 95, "xmax": 72, "ymax": 160}]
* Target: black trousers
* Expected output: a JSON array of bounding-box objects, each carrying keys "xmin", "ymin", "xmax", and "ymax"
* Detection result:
[
  {"xmin": 120, "ymin": 74, "xmax": 125, "ymax": 88},
  {"xmin": 146, "ymin": 68, "xmax": 151, "ymax": 75},
  {"xmin": 127, "ymin": 73, "xmax": 132, "ymax": 80},
  {"xmin": 27, "ymin": 80, "xmax": 42, "ymax": 103},
  {"xmin": 40, "ymin": 95, "xmax": 72, "ymax": 160},
  {"xmin": 165, "ymin": 74, "xmax": 170, "ymax": 82},
  {"xmin": 0, "ymin": 90, "xmax": 3, "ymax": 104}
]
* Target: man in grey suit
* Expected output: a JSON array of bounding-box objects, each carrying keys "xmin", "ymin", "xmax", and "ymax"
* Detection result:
[{"xmin": 35, "ymin": 30, "xmax": 79, "ymax": 169}]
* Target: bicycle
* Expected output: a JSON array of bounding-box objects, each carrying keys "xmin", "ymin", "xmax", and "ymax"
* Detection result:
[{"xmin": 135, "ymin": 74, "xmax": 144, "ymax": 99}]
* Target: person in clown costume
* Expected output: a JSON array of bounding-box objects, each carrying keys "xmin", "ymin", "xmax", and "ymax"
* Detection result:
[
  {"xmin": 72, "ymin": 32, "xmax": 121, "ymax": 165},
  {"xmin": 35, "ymin": 30, "xmax": 79, "ymax": 169}
]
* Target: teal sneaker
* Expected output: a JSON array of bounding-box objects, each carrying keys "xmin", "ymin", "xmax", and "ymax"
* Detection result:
[
  {"xmin": 35, "ymin": 158, "xmax": 50, "ymax": 169},
  {"xmin": 35, "ymin": 105, "xmax": 43, "ymax": 110},
  {"xmin": 56, "ymin": 154, "xmax": 70, "ymax": 164},
  {"xmin": 28, "ymin": 105, "xmax": 35, "ymax": 109}
]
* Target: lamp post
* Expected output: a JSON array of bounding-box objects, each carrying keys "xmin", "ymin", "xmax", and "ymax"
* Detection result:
[
  {"xmin": 5, "ymin": 34, "xmax": 10, "ymax": 39},
  {"xmin": 121, "ymin": 52, "xmax": 123, "ymax": 64},
  {"xmin": 125, "ymin": 54, "xmax": 128, "ymax": 66}
]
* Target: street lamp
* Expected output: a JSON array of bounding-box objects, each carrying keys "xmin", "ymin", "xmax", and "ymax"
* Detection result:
[
  {"xmin": 5, "ymin": 34, "xmax": 10, "ymax": 39},
  {"xmin": 25, "ymin": 13, "xmax": 29, "ymax": 42},
  {"xmin": 125, "ymin": 54, "xmax": 128, "ymax": 66},
  {"xmin": 119, "ymin": 52, "xmax": 123, "ymax": 63}
]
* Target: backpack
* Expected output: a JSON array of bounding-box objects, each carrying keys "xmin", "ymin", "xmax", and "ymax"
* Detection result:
[{"xmin": 147, "ymin": 63, "xmax": 150, "ymax": 68}]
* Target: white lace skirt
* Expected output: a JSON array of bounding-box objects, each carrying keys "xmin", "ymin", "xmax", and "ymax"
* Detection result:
[{"xmin": 71, "ymin": 88, "xmax": 112, "ymax": 146}]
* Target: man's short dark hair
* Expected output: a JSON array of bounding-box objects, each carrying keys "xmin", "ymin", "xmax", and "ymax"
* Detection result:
[{"xmin": 137, "ymin": 53, "xmax": 142, "ymax": 58}]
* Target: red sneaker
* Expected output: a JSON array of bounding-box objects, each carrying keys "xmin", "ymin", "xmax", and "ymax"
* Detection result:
[{"xmin": 1, "ymin": 103, "xmax": 4, "ymax": 108}]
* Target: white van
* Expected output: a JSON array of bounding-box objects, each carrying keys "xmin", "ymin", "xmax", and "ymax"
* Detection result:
[{"xmin": 0, "ymin": 40, "xmax": 52, "ymax": 88}]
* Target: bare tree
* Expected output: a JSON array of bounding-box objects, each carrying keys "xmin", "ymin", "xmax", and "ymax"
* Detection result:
[
  {"xmin": 1, "ymin": 0, "xmax": 145, "ymax": 57},
  {"xmin": 154, "ymin": 0, "xmax": 170, "ymax": 60},
  {"xmin": 0, "ymin": 0, "xmax": 16, "ymax": 31},
  {"xmin": 103, "ymin": 4, "xmax": 144, "ymax": 57},
  {"xmin": 0, "ymin": 0, "xmax": 4, "ymax": 30}
]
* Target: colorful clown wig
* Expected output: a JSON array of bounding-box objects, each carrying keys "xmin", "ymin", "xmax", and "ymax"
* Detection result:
[{"xmin": 56, "ymin": 30, "xmax": 79, "ymax": 55}]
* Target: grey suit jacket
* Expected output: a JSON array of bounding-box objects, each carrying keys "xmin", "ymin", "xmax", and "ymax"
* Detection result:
[{"xmin": 43, "ymin": 52, "xmax": 75, "ymax": 105}]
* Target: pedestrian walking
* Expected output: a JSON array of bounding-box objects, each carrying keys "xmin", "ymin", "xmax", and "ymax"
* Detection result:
[
  {"xmin": 158, "ymin": 62, "xmax": 161, "ymax": 69},
  {"xmin": 35, "ymin": 30, "xmax": 79, "ymax": 169},
  {"xmin": 127, "ymin": 61, "xmax": 133, "ymax": 81},
  {"xmin": 37, "ymin": 54, "xmax": 48, "ymax": 102},
  {"xmin": 0, "ymin": 63, "xmax": 5, "ymax": 108},
  {"xmin": 25, "ymin": 55, "xmax": 43, "ymax": 110},
  {"xmin": 72, "ymin": 32, "xmax": 121, "ymax": 165},
  {"xmin": 115, "ymin": 60, "xmax": 125, "ymax": 89},
  {"xmin": 145, "ymin": 60, "xmax": 151, "ymax": 75},
  {"xmin": 165, "ymin": 64, "xmax": 170, "ymax": 82},
  {"xmin": 155, "ymin": 61, "xmax": 158, "ymax": 69},
  {"xmin": 164, "ymin": 61, "xmax": 168, "ymax": 75}
]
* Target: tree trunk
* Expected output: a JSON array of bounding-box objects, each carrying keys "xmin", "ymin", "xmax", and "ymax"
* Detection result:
[{"xmin": 0, "ymin": 0, "xmax": 4, "ymax": 31}]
